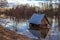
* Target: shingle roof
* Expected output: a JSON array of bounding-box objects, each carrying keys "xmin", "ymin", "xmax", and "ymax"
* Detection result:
[
  {"xmin": 0, "ymin": 26, "xmax": 31, "ymax": 40},
  {"xmin": 28, "ymin": 13, "xmax": 45, "ymax": 25}
]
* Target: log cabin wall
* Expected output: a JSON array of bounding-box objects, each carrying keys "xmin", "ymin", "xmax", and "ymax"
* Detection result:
[
  {"xmin": 40, "ymin": 17, "xmax": 49, "ymax": 27},
  {"xmin": 39, "ymin": 18, "xmax": 49, "ymax": 38},
  {"xmin": 29, "ymin": 23, "xmax": 39, "ymax": 30}
]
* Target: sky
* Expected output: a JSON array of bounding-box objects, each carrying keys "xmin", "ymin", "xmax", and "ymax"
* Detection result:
[
  {"xmin": 6, "ymin": 0, "xmax": 59, "ymax": 6},
  {"xmin": 7, "ymin": 0, "xmax": 59, "ymax": 3}
]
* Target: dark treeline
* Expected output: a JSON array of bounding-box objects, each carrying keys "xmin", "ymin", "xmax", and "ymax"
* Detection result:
[
  {"xmin": 4, "ymin": 5, "xmax": 37, "ymax": 21},
  {"xmin": 0, "ymin": 4, "xmax": 60, "ymax": 22}
]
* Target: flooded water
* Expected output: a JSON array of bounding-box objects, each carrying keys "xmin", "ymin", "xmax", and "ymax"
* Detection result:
[
  {"xmin": 45, "ymin": 16, "xmax": 60, "ymax": 40},
  {"xmin": 0, "ymin": 18, "xmax": 38, "ymax": 39},
  {"xmin": 1, "ymin": 17, "xmax": 60, "ymax": 40}
]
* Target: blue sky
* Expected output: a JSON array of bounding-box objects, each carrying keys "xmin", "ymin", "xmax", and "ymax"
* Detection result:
[
  {"xmin": 28, "ymin": 0, "xmax": 47, "ymax": 1},
  {"xmin": 7, "ymin": 0, "xmax": 59, "ymax": 6}
]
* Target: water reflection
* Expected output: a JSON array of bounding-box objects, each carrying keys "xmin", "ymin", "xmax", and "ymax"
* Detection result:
[
  {"xmin": 0, "ymin": 18, "xmax": 38, "ymax": 39},
  {"xmin": 1, "ymin": 16, "xmax": 60, "ymax": 40},
  {"xmin": 46, "ymin": 16, "xmax": 60, "ymax": 40}
]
